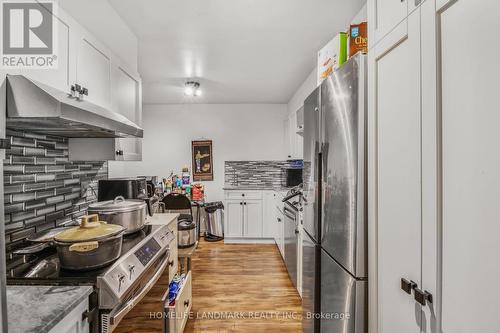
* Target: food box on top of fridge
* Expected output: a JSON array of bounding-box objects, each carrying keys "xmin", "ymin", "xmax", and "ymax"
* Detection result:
[
  {"xmin": 317, "ymin": 32, "xmax": 347, "ymax": 86},
  {"xmin": 348, "ymin": 22, "xmax": 368, "ymax": 58}
]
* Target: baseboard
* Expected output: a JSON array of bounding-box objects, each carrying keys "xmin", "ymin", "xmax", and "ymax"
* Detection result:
[{"xmin": 224, "ymin": 238, "xmax": 276, "ymax": 244}]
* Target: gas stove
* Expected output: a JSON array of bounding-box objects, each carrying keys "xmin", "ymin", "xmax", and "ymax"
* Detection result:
[{"xmin": 7, "ymin": 223, "xmax": 175, "ymax": 333}]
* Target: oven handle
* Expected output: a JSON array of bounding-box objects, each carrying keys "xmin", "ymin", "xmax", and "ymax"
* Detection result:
[{"xmin": 109, "ymin": 251, "xmax": 170, "ymax": 326}]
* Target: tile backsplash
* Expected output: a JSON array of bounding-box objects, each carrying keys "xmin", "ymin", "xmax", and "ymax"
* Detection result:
[
  {"xmin": 3, "ymin": 130, "xmax": 107, "ymax": 252},
  {"xmin": 224, "ymin": 160, "xmax": 299, "ymax": 188}
]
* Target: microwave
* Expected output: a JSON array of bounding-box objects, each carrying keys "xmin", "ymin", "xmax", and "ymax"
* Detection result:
[{"xmin": 282, "ymin": 168, "xmax": 303, "ymax": 188}]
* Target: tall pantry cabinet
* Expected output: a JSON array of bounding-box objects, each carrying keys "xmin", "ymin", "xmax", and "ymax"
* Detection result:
[{"xmin": 368, "ymin": 0, "xmax": 500, "ymax": 333}]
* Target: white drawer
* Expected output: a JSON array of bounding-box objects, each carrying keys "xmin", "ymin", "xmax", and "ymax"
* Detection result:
[
  {"xmin": 164, "ymin": 271, "xmax": 192, "ymax": 333},
  {"xmin": 225, "ymin": 190, "xmax": 262, "ymax": 200}
]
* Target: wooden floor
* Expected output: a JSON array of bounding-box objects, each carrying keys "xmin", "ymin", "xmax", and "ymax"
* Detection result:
[{"xmin": 115, "ymin": 239, "xmax": 302, "ymax": 333}]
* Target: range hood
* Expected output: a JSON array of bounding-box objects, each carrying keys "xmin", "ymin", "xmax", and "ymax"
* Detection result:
[{"xmin": 5, "ymin": 75, "xmax": 143, "ymax": 138}]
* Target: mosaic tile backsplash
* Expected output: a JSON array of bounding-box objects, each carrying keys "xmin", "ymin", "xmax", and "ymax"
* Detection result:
[
  {"xmin": 3, "ymin": 130, "xmax": 107, "ymax": 252},
  {"xmin": 224, "ymin": 160, "xmax": 300, "ymax": 188}
]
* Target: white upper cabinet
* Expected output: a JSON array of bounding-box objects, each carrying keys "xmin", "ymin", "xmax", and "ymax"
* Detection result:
[
  {"xmin": 2, "ymin": 4, "xmax": 74, "ymax": 93},
  {"xmin": 76, "ymin": 36, "xmax": 111, "ymax": 110},
  {"xmin": 111, "ymin": 64, "xmax": 142, "ymax": 161},
  {"xmin": 369, "ymin": 0, "xmax": 408, "ymax": 48}
]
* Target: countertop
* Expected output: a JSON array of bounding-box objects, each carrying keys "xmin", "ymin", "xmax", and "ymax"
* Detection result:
[
  {"xmin": 223, "ymin": 186, "xmax": 289, "ymax": 191},
  {"xmin": 7, "ymin": 285, "xmax": 93, "ymax": 333},
  {"xmin": 146, "ymin": 212, "xmax": 180, "ymax": 226}
]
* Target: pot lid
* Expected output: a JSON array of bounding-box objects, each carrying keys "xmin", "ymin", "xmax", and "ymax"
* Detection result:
[
  {"xmin": 178, "ymin": 220, "xmax": 196, "ymax": 230},
  {"xmin": 55, "ymin": 214, "xmax": 124, "ymax": 242},
  {"xmin": 89, "ymin": 196, "xmax": 146, "ymax": 212}
]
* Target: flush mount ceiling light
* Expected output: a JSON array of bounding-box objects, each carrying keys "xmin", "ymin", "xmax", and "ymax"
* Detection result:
[{"xmin": 184, "ymin": 81, "xmax": 202, "ymax": 97}]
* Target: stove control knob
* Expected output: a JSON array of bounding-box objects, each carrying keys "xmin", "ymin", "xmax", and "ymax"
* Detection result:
[
  {"xmin": 128, "ymin": 265, "xmax": 135, "ymax": 280},
  {"xmin": 117, "ymin": 273, "xmax": 125, "ymax": 292}
]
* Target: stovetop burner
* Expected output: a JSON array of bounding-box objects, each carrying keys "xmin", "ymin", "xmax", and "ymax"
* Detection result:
[{"xmin": 7, "ymin": 224, "xmax": 156, "ymax": 283}]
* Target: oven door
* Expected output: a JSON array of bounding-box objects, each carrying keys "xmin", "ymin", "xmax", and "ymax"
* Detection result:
[
  {"xmin": 101, "ymin": 251, "xmax": 170, "ymax": 332},
  {"xmin": 284, "ymin": 202, "xmax": 299, "ymax": 289}
]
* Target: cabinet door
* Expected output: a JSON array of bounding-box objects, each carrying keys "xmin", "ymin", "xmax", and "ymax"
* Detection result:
[
  {"xmin": 76, "ymin": 36, "xmax": 111, "ymax": 109},
  {"xmin": 225, "ymin": 200, "xmax": 243, "ymax": 237},
  {"xmin": 243, "ymin": 200, "xmax": 263, "ymax": 238},
  {"xmin": 369, "ymin": 9, "xmax": 422, "ymax": 333},
  {"xmin": 112, "ymin": 65, "xmax": 142, "ymax": 161},
  {"xmin": 3, "ymin": 4, "xmax": 73, "ymax": 93},
  {"xmin": 369, "ymin": 0, "xmax": 408, "ymax": 47},
  {"xmin": 437, "ymin": 0, "xmax": 500, "ymax": 332},
  {"xmin": 262, "ymin": 192, "xmax": 277, "ymax": 238}
]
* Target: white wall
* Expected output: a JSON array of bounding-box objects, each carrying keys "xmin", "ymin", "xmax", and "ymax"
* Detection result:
[
  {"xmin": 59, "ymin": 0, "xmax": 138, "ymax": 71},
  {"xmin": 109, "ymin": 104, "xmax": 287, "ymax": 202}
]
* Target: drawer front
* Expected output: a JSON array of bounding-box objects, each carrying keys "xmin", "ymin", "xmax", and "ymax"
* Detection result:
[
  {"xmin": 225, "ymin": 191, "xmax": 262, "ymax": 200},
  {"xmin": 166, "ymin": 271, "xmax": 192, "ymax": 333},
  {"xmin": 169, "ymin": 237, "xmax": 178, "ymax": 283}
]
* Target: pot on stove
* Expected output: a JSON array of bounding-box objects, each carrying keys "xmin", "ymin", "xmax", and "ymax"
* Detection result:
[
  {"xmin": 54, "ymin": 214, "xmax": 124, "ymax": 271},
  {"xmin": 88, "ymin": 196, "xmax": 147, "ymax": 234}
]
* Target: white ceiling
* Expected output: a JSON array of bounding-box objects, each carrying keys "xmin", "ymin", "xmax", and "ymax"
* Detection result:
[{"xmin": 108, "ymin": 0, "xmax": 365, "ymax": 104}]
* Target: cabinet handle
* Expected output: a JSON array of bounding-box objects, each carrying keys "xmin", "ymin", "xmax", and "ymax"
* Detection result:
[
  {"xmin": 116, "ymin": 150, "xmax": 124, "ymax": 156},
  {"xmin": 244, "ymin": 202, "xmax": 247, "ymax": 205},
  {"xmin": 168, "ymin": 260, "xmax": 174, "ymax": 267},
  {"xmin": 414, "ymin": 288, "xmax": 433, "ymax": 306},
  {"xmin": 401, "ymin": 278, "xmax": 417, "ymax": 294},
  {"xmin": 242, "ymin": 193, "xmax": 245, "ymax": 197},
  {"xmin": 240, "ymin": 202, "xmax": 242, "ymax": 205},
  {"xmin": 294, "ymin": 229, "xmax": 299, "ymax": 234},
  {"xmin": 184, "ymin": 300, "xmax": 190, "ymax": 307}
]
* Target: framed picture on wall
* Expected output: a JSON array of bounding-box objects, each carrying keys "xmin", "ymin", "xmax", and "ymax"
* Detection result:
[{"xmin": 192, "ymin": 140, "xmax": 214, "ymax": 181}]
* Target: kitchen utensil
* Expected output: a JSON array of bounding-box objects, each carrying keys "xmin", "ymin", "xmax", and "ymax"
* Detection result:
[
  {"xmin": 12, "ymin": 226, "xmax": 74, "ymax": 255},
  {"xmin": 177, "ymin": 220, "xmax": 196, "ymax": 248},
  {"xmin": 88, "ymin": 196, "xmax": 147, "ymax": 234},
  {"xmin": 54, "ymin": 214, "xmax": 124, "ymax": 271}
]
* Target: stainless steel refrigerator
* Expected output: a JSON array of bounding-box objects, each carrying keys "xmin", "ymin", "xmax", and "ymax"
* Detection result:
[
  {"xmin": 0, "ymin": 78, "xmax": 8, "ymax": 332},
  {"xmin": 302, "ymin": 54, "xmax": 367, "ymax": 333}
]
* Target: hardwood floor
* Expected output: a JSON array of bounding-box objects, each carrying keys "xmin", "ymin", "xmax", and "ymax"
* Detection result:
[{"xmin": 115, "ymin": 239, "xmax": 302, "ymax": 333}]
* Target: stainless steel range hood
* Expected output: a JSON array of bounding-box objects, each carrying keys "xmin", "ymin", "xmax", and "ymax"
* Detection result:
[{"xmin": 5, "ymin": 75, "xmax": 143, "ymax": 138}]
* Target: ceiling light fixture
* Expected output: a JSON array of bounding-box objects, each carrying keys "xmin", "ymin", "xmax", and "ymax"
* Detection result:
[{"xmin": 184, "ymin": 81, "xmax": 201, "ymax": 97}]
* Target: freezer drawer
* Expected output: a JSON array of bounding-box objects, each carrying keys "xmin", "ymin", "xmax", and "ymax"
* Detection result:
[
  {"xmin": 302, "ymin": 231, "xmax": 320, "ymax": 333},
  {"xmin": 320, "ymin": 249, "xmax": 367, "ymax": 333}
]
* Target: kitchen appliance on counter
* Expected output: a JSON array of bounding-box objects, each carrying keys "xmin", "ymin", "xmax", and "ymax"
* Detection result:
[
  {"xmin": 282, "ymin": 167, "xmax": 303, "ymax": 188},
  {"xmin": 177, "ymin": 220, "xmax": 197, "ymax": 248},
  {"xmin": 7, "ymin": 223, "xmax": 175, "ymax": 333},
  {"xmin": 302, "ymin": 54, "xmax": 367, "ymax": 333},
  {"xmin": 282, "ymin": 186, "xmax": 302, "ymax": 289},
  {"xmin": 98, "ymin": 178, "xmax": 148, "ymax": 201},
  {"xmin": 98, "ymin": 178, "xmax": 159, "ymax": 217}
]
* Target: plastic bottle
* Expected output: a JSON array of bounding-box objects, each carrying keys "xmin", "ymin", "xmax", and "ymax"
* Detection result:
[{"xmin": 182, "ymin": 166, "xmax": 191, "ymax": 187}]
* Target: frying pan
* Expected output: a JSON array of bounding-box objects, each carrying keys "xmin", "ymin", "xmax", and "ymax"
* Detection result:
[{"xmin": 13, "ymin": 226, "xmax": 73, "ymax": 255}]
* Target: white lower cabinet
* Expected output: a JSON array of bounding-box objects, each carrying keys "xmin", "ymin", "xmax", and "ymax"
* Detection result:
[
  {"xmin": 224, "ymin": 190, "xmax": 283, "ymax": 243},
  {"xmin": 48, "ymin": 297, "xmax": 89, "ymax": 333},
  {"xmin": 243, "ymin": 199, "xmax": 263, "ymax": 238},
  {"xmin": 224, "ymin": 193, "xmax": 263, "ymax": 240}
]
